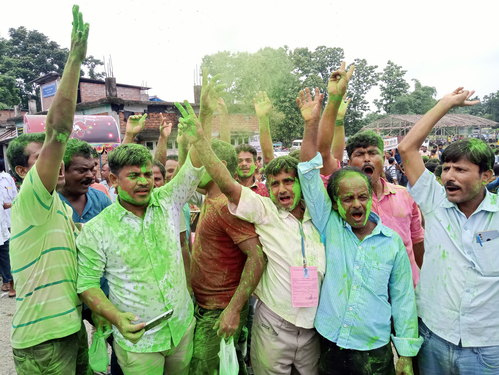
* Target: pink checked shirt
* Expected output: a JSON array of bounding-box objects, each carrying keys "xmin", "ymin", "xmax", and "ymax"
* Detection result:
[{"xmin": 371, "ymin": 178, "xmax": 425, "ymax": 287}]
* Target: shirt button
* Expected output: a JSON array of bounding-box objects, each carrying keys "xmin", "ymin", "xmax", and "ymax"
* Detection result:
[
  {"xmin": 466, "ymin": 289, "xmax": 470, "ymax": 293},
  {"xmin": 462, "ymin": 313, "xmax": 465, "ymax": 316},
  {"xmin": 356, "ymin": 266, "xmax": 359, "ymax": 270},
  {"xmin": 343, "ymin": 324, "xmax": 348, "ymax": 328},
  {"xmin": 353, "ymin": 286, "xmax": 357, "ymax": 290},
  {"xmin": 467, "ymin": 251, "xmax": 472, "ymax": 255},
  {"xmin": 349, "ymin": 307, "xmax": 353, "ymax": 311},
  {"xmin": 358, "ymin": 246, "xmax": 362, "ymax": 249}
]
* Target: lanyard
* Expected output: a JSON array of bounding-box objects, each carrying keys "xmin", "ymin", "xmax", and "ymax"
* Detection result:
[{"xmin": 298, "ymin": 221, "xmax": 307, "ymax": 269}]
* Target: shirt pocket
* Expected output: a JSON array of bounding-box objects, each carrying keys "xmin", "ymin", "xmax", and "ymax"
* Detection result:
[
  {"xmin": 473, "ymin": 239, "xmax": 499, "ymax": 277},
  {"xmin": 366, "ymin": 262, "xmax": 392, "ymax": 297}
]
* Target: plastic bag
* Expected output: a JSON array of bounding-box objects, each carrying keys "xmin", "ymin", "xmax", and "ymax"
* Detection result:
[
  {"xmin": 88, "ymin": 326, "xmax": 113, "ymax": 372},
  {"xmin": 219, "ymin": 336, "xmax": 239, "ymax": 375}
]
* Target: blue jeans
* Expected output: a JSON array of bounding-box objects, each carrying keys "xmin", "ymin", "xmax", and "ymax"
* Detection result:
[
  {"xmin": 0, "ymin": 240, "xmax": 12, "ymax": 284},
  {"xmin": 418, "ymin": 318, "xmax": 499, "ymax": 374}
]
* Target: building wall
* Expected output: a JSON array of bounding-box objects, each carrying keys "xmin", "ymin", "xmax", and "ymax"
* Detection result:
[
  {"xmin": 116, "ymin": 86, "xmax": 141, "ymax": 101},
  {"xmin": 0, "ymin": 110, "xmax": 27, "ymax": 125},
  {"xmin": 80, "ymin": 82, "xmax": 141, "ymax": 103},
  {"xmin": 43, "ymin": 95, "xmax": 56, "ymax": 111}
]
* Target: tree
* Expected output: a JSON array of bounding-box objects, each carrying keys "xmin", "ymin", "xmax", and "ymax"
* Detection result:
[
  {"xmin": 344, "ymin": 59, "xmax": 379, "ymax": 136},
  {"xmin": 0, "ymin": 26, "xmax": 104, "ymax": 110},
  {"xmin": 390, "ymin": 79, "xmax": 437, "ymax": 115},
  {"xmin": 373, "ymin": 60, "xmax": 409, "ymax": 114}
]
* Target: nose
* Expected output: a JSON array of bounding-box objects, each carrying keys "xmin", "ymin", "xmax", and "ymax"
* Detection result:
[{"xmin": 352, "ymin": 198, "xmax": 362, "ymax": 209}]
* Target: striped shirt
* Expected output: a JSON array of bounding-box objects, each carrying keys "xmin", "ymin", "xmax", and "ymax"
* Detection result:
[
  {"xmin": 10, "ymin": 164, "xmax": 82, "ymax": 349},
  {"xmin": 298, "ymin": 153, "xmax": 422, "ymax": 356}
]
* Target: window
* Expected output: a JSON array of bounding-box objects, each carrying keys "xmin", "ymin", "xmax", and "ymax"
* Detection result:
[{"xmin": 146, "ymin": 141, "xmax": 156, "ymax": 151}]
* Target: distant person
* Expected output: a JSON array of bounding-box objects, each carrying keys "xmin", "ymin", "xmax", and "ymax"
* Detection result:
[
  {"xmin": 100, "ymin": 163, "xmax": 117, "ymax": 202},
  {"xmin": 486, "ymin": 164, "xmax": 499, "ymax": 194}
]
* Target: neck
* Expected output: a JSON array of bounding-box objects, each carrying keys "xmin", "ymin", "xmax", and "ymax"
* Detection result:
[
  {"xmin": 372, "ymin": 176, "xmax": 383, "ymax": 198},
  {"xmin": 290, "ymin": 201, "xmax": 305, "ymax": 221},
  {"xmin": 351, "ymin": 220, "xmax": 376, "ymax": 241},
  {"xmin": 118, "ymin": 197, "xmax": 148, "ymax": 218},
  {"xmin": 238, "ymin": 174, "xmax": 254, "ymax": 187},
  {"xmin": 205, "ymin": 180, "xmax": 222, "ymax": 199},
  {"xmin": 105, "ymin": 177, "xmax": 111, "ymax": 185},
  {"xmin": 59, "ymin": 187, "xmax": 86, "ymax": 202},
  {"xmin": 457, "ymin": 188, "xmax": 486, "ymax": 219}
]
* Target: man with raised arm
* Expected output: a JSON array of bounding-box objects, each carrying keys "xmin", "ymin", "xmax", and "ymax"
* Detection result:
[
  {"xmin": 6, "ymin": 6, "xmax": 90, "ymax": 374},
  {"xmin": 298, "ymin": 83, "xmax": 421, "ymax": 375},
  {"xmin": 76, "ymin": 141, "xmax": 205, "ymax": 374},
  {"xmin": 398, "ymin": 88, "xmax": 499, "ymax": 375},
  {"xmin": 175, "ymin": 89, "xmax": 326, "ymax": 374}
]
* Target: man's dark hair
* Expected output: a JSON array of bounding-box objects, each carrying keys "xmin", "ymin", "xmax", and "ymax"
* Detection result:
[
  {"xmin": 166, "ymin": 155, "xmax": 178, "ymax": 161},
  {"xmin": 388, "ymin": 157, "xmax": 395, "ymax": 164},
  {"xmin": 326, "ymin": 166, "xmax": 373, "ymax": 203},
  {"xmin": 494, "ymin": 164, "xmax": 499, "ymax": 176},
  {"xmin": 63, "ymin": 138, "xmax": 94, "ymax": 169},
  {"xmin": 426, "ymin": 158, "xmax": 439, "ymax": 164},
  {"xmin": 235, "ymin": 144, "xmax": 257, "ymax": 161},
  {"xmin": 153, "ymin": 159, "xmax": 166, "ymax": 179},
  {"xmin": 102, "ymin": 162, "xmax": 108, "ymax": 168},
  {"xmin": 425, "ymin": 162, "xmax": 438, "ymax": 173},
  {"xmin": 289, "ymin": 149, "xmax": 301, "ymax": 160},
  {"xmin": 264, "ymin": 155, "xmax": 298, "ymax": 177},
  {"xmin": 6, "ymin": 132, "xmax": 46, "ymax": 180},
  {"xmin": 212, "ymin": 139, "xmax": 238, "ymax": 175},
  {"xmin": 435, "ymin": 165, "xmax": 443, "ymax": 178},
  {"xmin": 346, "ymin": 130, "xmax": 384, "ymax": 159},
  {"xmin": 441, "ymin": 138, "xmax": 494, "ymax": 174},
  {"xmin": 108, "ymin": 144, "xmax": 153, "ymax": 175}
]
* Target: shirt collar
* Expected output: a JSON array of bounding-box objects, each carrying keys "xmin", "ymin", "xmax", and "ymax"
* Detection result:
[
  {"xmin": 113, "ymin": 190, "xmax": 158, "ymax": 221},
  {"xmin": 380, "ymin": 178, "xmax": 396, "ymax": 196},
  {"xmin": 276, "ymin": 200, "xmax": 311, "ymax": 222}
]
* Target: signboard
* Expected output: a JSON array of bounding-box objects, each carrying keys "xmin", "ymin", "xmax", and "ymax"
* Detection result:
[
  {"xmin": 42, "ymin": 81, "xmax": 57, "ymax": 98},
  {"xmin": 16, "ymin": 126, "xmax": 23, "ymax": 137},
  {"xmin": 248, "ymin": 135, "xmax": 262, "ymax": 152},
  {"xmin": 383, "ymin": 137, "xmax": 398, "ymax": 151},
  {"xmin": 23, "ymin": 115, "xmax": 121, "ymax": 145}
]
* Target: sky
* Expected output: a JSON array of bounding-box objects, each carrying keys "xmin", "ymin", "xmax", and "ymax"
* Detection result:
[{"xmin": 2, "ymin": 0, "xmax": 498, "ymax": 112}]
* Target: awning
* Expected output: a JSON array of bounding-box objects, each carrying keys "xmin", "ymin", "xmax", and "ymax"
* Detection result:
[{"xmin": 0, "ymin": 129, "xmax": 17, "ymax": 143}]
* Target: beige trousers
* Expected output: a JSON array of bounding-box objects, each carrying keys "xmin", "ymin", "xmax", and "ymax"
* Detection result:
[
  {"xmin": 250, "ymin": 300, "xmax": 320, "ymax": 375},
  {"xmin": 114, "ymin": 317, "xmax": 195, "ymax": 375}
]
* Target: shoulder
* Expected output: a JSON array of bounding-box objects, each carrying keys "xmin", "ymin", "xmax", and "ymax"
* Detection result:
[{"xmin": 88, "ymin": 187, "xmax": 112, "ymax": 206}]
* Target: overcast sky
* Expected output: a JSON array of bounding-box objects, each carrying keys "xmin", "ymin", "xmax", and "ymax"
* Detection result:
[{"xmin": 2, "ymin": 0, "xmax": 498, "ymax": 112}]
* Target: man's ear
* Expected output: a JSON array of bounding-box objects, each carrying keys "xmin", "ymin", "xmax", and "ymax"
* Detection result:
[
  {"xmin": 347, "ymin": 159, "xmax": 351, "ymax": 166},
  {"xmin": 221, "ymin": 160, "xmax": 227, "ymax": 168},
  {"xmin": 482, "ymin": 169, "xmax": 494, "ymax": 184},
  {"xmin": 15, "ymin": 165, "xmax": 29, "ymax": 180},
  {"xmin": 332, "ymin": 199, "xmax": 339, "ymax": 211},
  {"xmin": 109, "ymin": 172, "xmax": 119, "ymax": 188}
]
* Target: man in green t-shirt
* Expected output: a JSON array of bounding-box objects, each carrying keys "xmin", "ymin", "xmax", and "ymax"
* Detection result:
[{"xmin": 6, "ymin": 6, "xmax": 91, "ymax": 375}]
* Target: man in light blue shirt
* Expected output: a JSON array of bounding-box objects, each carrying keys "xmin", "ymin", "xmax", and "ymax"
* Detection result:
[{"xmin": 399, "ymin": 87, "xmax": 499, "ymax": 375}]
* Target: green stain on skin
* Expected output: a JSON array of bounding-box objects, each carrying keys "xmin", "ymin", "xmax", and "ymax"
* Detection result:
[
  {"xmin": 56, "ymin": 132, "xmax": 70, "ymax": 143},
  {"xmin": 117, "ymin": 186, "xmax": 150, "ymax": 206},
  {"xmin": 290, "ymin": 179, "xmax": 302, "ymax": 211},
  {"xmin": 237, "ymin": 164, "xmax": 256, "ymax": 178},
  {"xmin": 363, "ymin": 197, "xmax": 373, "ymax": 226}
]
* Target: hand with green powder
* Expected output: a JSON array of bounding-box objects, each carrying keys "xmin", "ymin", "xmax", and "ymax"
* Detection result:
[
  {"xmin": 123, "ymin": 114, "xmax": 147, "ymax": 143},
  {"xmin": 91, "ymin": 310, "xmax": 112, "ymax": 331},
  {"xmin": 175, "ymin": 100, "xmax": 205, "ymax": 145},
  {"xmin": 327, "ymin": 61, "xmax": 355, "ymax": 104},
  {"xmin": 395, "ymin": 356, "xmax": 414, "ymax": 375},
  {"xmin": 337, "ymin": 94, "xmax": 351, "ymax": 120},
  {"xmin": 200, "ymin": 67, "xmax": 226, "ymax": 115},
  {"xmin": 114, "ymin": 312, "xmax": 146, "ymax": 344},
  {"xmin": 69, "ymin": 5, "xmax": 89, "ymax": 63},
  {"xmin": 214, "ymin": 306, "xmax": 240, "ymax": 339},
  {"xmin": 159, "ymin": 114, "xmax": 172, "ymax": 139},
  {"xmin": 296, "ymin": 87, "xmax": 324, "ymax": 123},
  {"xmin": 253, "ymin": 91, "xmax": 272, "ymax": 119}
]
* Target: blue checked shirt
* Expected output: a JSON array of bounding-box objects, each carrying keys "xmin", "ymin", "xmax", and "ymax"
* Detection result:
[
  {"xmin": 298, "ymin": 153, "xmax": 423, "ymax": 356},
  {"xmin": 408, "ymin": 169, "xmax": 499, "ymax": 347}
]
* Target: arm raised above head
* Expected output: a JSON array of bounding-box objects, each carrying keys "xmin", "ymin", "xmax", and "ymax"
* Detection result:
[{"xmin": 254, "ymin": 91, "xmax": 274, "ymax": 164}]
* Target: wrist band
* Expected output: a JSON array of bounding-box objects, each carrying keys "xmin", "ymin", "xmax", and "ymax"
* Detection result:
[{"xmin": 335, "ymin": 119, "xmax": 344, "ymax": 126}]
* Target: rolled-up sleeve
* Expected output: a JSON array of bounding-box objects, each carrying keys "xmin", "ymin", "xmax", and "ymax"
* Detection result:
[
  {"xmin": 389, "ymin": 235, "xmax": 424, "ymax": 356},
  {"xmin": 76, "ymin": 224, "xmax": 106, "ymax": 294},
  {"xmin": 227, "ymin": 186, "xmax": 269, "ymax": 225},
  {"xmin": 407, "ymin": 169, "xmax": 446, "ymax": 215},
  {"xmin": 298, "ymin": 153, "xmax": 332, "ymax": 235}
]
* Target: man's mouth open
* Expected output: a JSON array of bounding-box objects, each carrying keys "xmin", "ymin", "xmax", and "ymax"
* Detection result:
[
  {"xmin": 279, "ymin": 196, "xmax": 292, "ymax": 205},
  {"xmin": 352, "ymin": 212, "xmax": 364, "ymax": 220},
  {"xmin": 362, "ymin": 166, "xmax": 374, "ymax": 176}
]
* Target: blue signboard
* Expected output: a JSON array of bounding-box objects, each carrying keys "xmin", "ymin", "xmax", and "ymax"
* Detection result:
[{"xmin": 42, "ymin": 81, "xmax": 57, "ymax": 98}]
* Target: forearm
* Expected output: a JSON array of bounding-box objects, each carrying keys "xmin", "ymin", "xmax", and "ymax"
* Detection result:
[
  {"xmin": 122, "ymin": 133, "xmax": 135, "ymax": 144},
  {"xmin": 219, "ymin": 111, "xmax": 230, "ymax": 143},
  {"xmin": 154, "ymin": 135, "xmax": 168, "ymax": 166},
  {"xmin": 259, "ymin": 115, "xmax": 274, "ymax": 164},
  {"xmin": 413, "ymin": 241, "xmax": 425, "ymax": 269},
  {"xmin": 80, "ymin": 287, "xmax": 122, "ymax": 327},
  {"xmin": 45, "ymin": 56, "xmax": 81, "ymax": 139},
  {"xmin": 226, "ymin": 247, "xmax": 265, "ymax": 313},
  {"xmin": 171, "ymin": 141, "xmax": 190, "ymax": 179},
  {"xmin": 199, "ymin": 109, "xmax": 213, "ymax": 140},
  {"xmin": 332, "ymin": 118, "xmax": 345, "ymax": 162},
  {"xmin": 300, "ymin": 120, "xmax": 320, "ymax": 162},
  {"xmin": 180, "ymin": 232, "xmax": 192, "ymax": 295},
  {"xmin": 317, "ymin": 102, "xmax": 340, "ymax": 157}
]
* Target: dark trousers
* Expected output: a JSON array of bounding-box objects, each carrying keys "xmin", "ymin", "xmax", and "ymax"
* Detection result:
[
  {"xmin": 0, "ymin": 240, "xmax": 13, "ymax": 284},
  {"xmin": 319, "ymin": 336, "xmax": 396, "ymax": 375}
]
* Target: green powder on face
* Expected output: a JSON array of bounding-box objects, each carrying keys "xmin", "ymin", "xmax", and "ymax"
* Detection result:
[
  {"xmin": 363, "ymin": 197, "xmax": 373, "ymax": 226},
  {"xmin": 336, "ymin": 198, "xmax": 347, "ymax": 221},
  {"xmin": 237, "ymin": 164, "xmax": 256, "ymax": 178},
  {"xmin": 290, "ymin": 178, "xmax": 302, "ymax": 211}
]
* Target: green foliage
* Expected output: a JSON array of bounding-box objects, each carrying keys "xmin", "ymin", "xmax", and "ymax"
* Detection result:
[
  {"xmin": 373, "ymin": 60, "xmax": 410, "ymax": 114},
  {"xmin": 0, "ymin": 26, "xmax": 104, "ymax": 110},
  {"xmin": 391, "ymin": 79, "xmax": 437, "ymax": 115},
  {"xmin": 451, "ymin": 91, "xmax": 499, "ymax": 124}
]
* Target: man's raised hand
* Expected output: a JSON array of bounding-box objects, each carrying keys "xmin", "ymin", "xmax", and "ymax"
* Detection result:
[
  {"xmin": 70, "ymin": 5, "xmax": 89, "ymax": 62},
  {"xmin": 200, "ymin": 67, "xmax": 226, "ymax": 115},
  {"xmin": 159, "ymin": 114, "xmax": 172, "ymax": 139},
  {"xmin": 441, "ymin": 87, "xmax": 480, "ymax": 108},
  {"xmin": 216, "ymin": 97, "xmax": 228, "ymax": 115},
  {"xmin": 297, "ymin": 87, "xmax": 324, "ymax": 124},
  {"xmin": 125, "ymin": 114, "xmax": 147, "ymax": 140},
  {"xmin": 254, "ymin": 91, "xmax": 272, "ymax": 118},
  {"xmin": 328, "ymin": 61, "xmax": 355, "ymax": 103},
  {"xmin": 175, "ymin": 100, "xmax": 205, "ymax": 144},
  {"xmin": 337, "ymin": 95, "xmax": 352, "ymax": 119}
]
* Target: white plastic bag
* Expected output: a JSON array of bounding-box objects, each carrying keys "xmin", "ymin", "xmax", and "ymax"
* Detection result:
[{"xmin": 219, "ymin": 336, "xmax": 239, "ymax": 375}]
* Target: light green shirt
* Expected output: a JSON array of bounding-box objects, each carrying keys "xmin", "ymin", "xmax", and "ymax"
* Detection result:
[
  {"xmin": 76, "ymin": 156, "xmax": 205, "ymax": 353},
  {"xmin": 10, "ymin": 164, "xmax": 82, "ymax": 349}
]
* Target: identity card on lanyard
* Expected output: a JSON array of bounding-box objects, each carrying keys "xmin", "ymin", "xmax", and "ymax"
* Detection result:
[{"xmin": 290, "ymin": 222, "xmax": 319, "ymax": 308}]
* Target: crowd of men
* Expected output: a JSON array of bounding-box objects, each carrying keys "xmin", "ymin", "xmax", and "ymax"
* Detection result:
[{"xmin": 1, "ymin": 6, "xmax": 499, "ymax": 375}]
